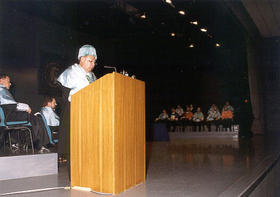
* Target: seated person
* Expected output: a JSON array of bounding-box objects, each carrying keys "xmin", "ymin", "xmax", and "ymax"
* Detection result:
[
  {"xmin": 168, "ymin": 107, "xmax": 179, "ymax": 132},
  {"xmin": 41, "ymin": 96, "xmax": 60, "ymax": 126},
  {"xmin": 40, "ymin": 96, "xmax": 60, "ymax": 138},
  {"xmin": 222, "ymin": 101, "xmax": 234, "ymax": 113},
  {"xmin": 189, "ymin": 104, "xmax": 194, "ymax": 112},
  {"xmin": 192, "ymin": 107, "xmax": 204, "ymax": 131},
  {"xmin": 206, "ymin": 104, "xmax": 221, "ymax": 131},
  {"xmin": 0, "ymin": 74, "xmax": 50, "ymax": 153},
  {"xmin": 155, "ymin": 109, "xmax": 169, "ymax": 122},
  {"xmin": 181, "ymin": 107, "xmax": 194, "ymax": 127},
  {"xmin": 221, "ymin": 103, "xmax": 234, "ymax": 131},
  {"xmin": 175, "ymin": 105, "xmax": 184, "ymax": 118}
]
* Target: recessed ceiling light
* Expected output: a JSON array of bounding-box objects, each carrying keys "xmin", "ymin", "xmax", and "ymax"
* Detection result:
[
  {"xmin": 190, "ymin": 21, "xmax": 198, "ymax": 25},
  {"xmin": 178, "ymin": 10, "xmax": 185, "ymax": 15},
  {"xmin": 200, "ymin": 28, "xmax": 207, "ymax": 32},
  {"xmin": 171, "ymin": 32, "xmax": 176, "ymax": 37},
  {"xmin": 216, "ymin": 43, "xmax": 220, "ymax": 47},
  {"xmin": 163, "ymin": 0, "xmax": 175, "ymax": 8},
  {"xmin": 140, "ymin": 13, "xmax": 146, "ymax": 19},
  {"xmin": 189, "ymin": 44, "xmax": 194, "ymax": 48}
]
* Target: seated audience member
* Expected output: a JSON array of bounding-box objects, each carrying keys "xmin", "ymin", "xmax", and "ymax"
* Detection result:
[
  {"xmin": 222, "ymin": 101, "xmax": 234, "ymax": 113},
  {"xmin": 41, "ymin": 96, "xmax": 60, "ymax": 126},
  {"xmin": 189, "ymin": 104, "xmax": 194, "ymax": 112},
  {"xmin": 192, "ymin": 107, "xmax": 204, "ymax": 131},
  {"xmin": 168, "ymin": 107, "xmax": 179, "ymax": 132},
  {"xmin": 221, "ymin": 102, "xmax": 234, "ymax": 131},
  {"xmin": 175, "ymin": 105, "xmax": 184, "ymax": 118},
  {"xmin": 206, "ymin": 104, "xmax": 221, "ymax": 131},
  {"xmin": 181, "ymin": 107, "xmax": 194, "ymax": 128},
  {"xmin": 0, "ymin": 74, "xmax": 50, "ymax": 153},
  {"xmin": 40, "ymin": 96, "xmax": 60, "ymax": 137},
  {"xmin": 155, "ymin": 109, "xmax": 169, "ymax": 122}
]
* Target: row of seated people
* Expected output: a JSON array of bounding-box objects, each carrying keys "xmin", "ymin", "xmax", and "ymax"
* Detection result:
[
  {"xmin": 0, "ymin": 74, "xmax": 60, "ymax": 153},
  {"xmin": 155, "ymin": 101, "xmax": 235, "ymax": 132}
]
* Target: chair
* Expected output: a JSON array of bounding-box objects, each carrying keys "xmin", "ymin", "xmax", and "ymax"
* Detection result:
[
  {"xmin": 0, "ymin": 106, "xmax": 34, "ymax": 153},
  {"xmin": 34, "ymin": 112, "xmax": 58, "ymax": 144}
]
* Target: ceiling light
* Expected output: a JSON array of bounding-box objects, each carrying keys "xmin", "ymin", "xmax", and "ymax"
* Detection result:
[
  {"xmin": 200, "ymin": 28, "xmax": 207, "ymax": 32},
  {"xmin": 178, "ymin": 10, "xmax": 185, "ymax": 15},
  {"xmin": 163, "ymin": 0, "xmax": 175, "ymax": 8},
  {"xmin": 189, "ymin": 44, "xmax": 194, "ymax": 48},
  {"xmin": 190, "ymin": 21, "xmax": 198, "ymax": 25},
  {"xmin": 140, "ymin": 13, "xmax": 146, "ymax": 19},
  {"xmin": 171, "ymin": 32, "xmax": 176, "ymax": 37},
  {"xmin": 216, "ymin": 43, "xmax": 220, "ymax": 47}
]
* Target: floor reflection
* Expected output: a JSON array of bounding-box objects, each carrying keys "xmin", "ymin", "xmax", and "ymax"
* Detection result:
[{"xmin": 148, "ymin": 136, "xmax": 265, "ymax": 174}]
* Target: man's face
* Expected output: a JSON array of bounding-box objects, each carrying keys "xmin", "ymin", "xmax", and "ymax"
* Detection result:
[
  {"xmin": 197, "ymin": 107, "xmax": 201, "ymax": 112},
  {"xmin": 0, "ymin": 76, "xmax": 11, "ymax": 89},
  {"xmin": 80, "ymin": 55, "xmax": 96, "ymax": 73},
  {"xmin": 50, "ymin": 98, "xmax": 57, "ymax": 109}
]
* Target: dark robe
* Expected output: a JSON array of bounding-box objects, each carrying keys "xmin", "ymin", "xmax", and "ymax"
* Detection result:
[
  {"xmin": 239, "ymin": 101, "xmax": 253, "ymax": 138},
  {"xmin": 57, "ymin": 85, "xmax": 71, "ymax": 158}
]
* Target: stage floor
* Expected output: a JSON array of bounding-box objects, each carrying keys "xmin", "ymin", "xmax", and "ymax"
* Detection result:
[{"xmin": 0, "ymin": 134, "xmax": 279, "ymax": 197}]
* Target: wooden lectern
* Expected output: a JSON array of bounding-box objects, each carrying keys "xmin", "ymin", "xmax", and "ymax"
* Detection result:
[{"xmin": 70, "ymin": 72, "xmax": 146, "ymax": 194}]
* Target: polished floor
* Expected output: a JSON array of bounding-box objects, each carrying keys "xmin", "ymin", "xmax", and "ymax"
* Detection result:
[{"xmin": 0, "ymin": 134, "xmax": 280, "ymax": 197}]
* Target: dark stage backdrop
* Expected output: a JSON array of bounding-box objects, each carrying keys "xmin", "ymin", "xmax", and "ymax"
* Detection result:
[{"xmin": 2, "ymin": 1, "xmax": 275, "ymax": 137}]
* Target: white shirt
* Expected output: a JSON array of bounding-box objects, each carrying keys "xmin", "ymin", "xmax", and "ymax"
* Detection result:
[
  {"xmin": 0, "ymin": 84, "xmax": 17, "ymax": 105},
  {"xmin": 40, "ymin": 106, "xmax": 60, "ymax": 126},
  {"xmin": 57, "ymin": 63, "xmax": 97, "ymax": 101}
]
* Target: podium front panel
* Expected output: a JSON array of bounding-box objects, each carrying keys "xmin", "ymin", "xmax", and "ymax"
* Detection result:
[{"xmin": 71, "ymin": 73, "xmax": 145, "ymax": 194}]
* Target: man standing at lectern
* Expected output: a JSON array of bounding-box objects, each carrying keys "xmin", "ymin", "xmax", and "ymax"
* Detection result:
[{"xmin": 57, "ymin": 45, "xmax": 97, "ymax": 165}]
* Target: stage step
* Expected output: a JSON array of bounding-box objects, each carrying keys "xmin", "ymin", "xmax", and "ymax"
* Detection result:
[
  {"xmin": 169, "ymin": 131, "xmax": 238, "ymax": 140},
  {"xmin": 0, "ymin": 153, "xmax": 57, "ymax": 181}
]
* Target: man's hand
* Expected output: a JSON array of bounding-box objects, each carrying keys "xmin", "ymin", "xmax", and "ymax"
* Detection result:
[{"xmin": 26, "ymin": 107, "xmax": 32, "ymax": 114}]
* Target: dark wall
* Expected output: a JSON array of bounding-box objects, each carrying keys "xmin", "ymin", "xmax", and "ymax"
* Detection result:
[
  {"xmin": 0, "ymin": 8, "xmax": 102, "ymax": 111},
  {"xmin": 260, "ymin": 38, "xmax": 280, "ymax": 132}
]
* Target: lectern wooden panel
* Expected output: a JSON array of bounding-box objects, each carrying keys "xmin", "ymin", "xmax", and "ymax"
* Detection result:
[{"xmin": 70, "ymin": 72, "xmax": 145, "ymax": 194}]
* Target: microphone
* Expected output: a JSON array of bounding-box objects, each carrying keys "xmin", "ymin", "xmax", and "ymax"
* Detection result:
[{"xmin": 104, "ymin": 66, "xmax": 117, "ymax": 72}]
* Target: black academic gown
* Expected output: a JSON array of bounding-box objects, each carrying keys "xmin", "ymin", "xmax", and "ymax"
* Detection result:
[{"xmin": 58, "ymin": 85, "xmax": 71, "ymax": 158}]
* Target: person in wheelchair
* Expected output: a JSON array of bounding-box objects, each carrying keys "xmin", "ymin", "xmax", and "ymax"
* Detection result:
[{"xmin": 0, "ymin": 74, "xmax": 50, "ymax": 153}]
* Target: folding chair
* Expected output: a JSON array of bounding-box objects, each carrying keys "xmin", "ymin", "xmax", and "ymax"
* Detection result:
[{"xmin": 0, "ymin": 106, "xmax": 34, "ymax": 153}]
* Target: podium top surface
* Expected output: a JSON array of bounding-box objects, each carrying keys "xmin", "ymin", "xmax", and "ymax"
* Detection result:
[{"xmin": 102, "ymin": 72, "xmax": 144, "ymax": 83}]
